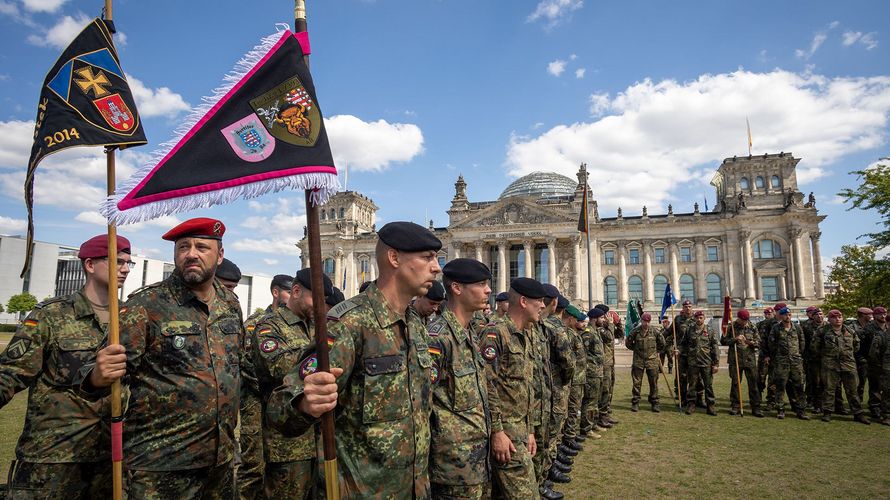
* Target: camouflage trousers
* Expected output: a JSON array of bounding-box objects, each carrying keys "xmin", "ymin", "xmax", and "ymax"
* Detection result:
[
  {"xmin": 431, "ymin": 481, "xmax": 488, "ymax": 499},
  {"xmin": 675, "ymin": 355, "xmax": 704, "ymax": 403},
  {"xmin": 599, "ymin": 365, "xmax": 614, "ymax": 414},
  {"xmin": 264, "ymin": 460, "xmax": 314, "ymax": 499},
  {"xmin": 728, "ymin": 363, "xmax": 761, "ymax": 411},
  {"xmin": 822, "ymin": 369, "xmax": 863, "ymax": 415},
  {"xmin": 880, "ymin": 370, "xmax": 890, "ymax": 418},
  {"xmin": 532, "ymin": 416, "xmax": 551, "ymax": 485},
  {"xmin": 631, "ymin": 365, "xmax": 659, "ymax": 405},
  {"xmin": 492, "ymin": 439, "xmax": 536, "ymax": 500},
  {"xmin": 856, "ymin": 357, "xmax": 868, "ymax": 402},
  {"xmin": 546, "ymin": 409, "xmax": 567, "ymax": 468},
  {"xmin": 686, "ymin": 365, "xmax": 716, "ymax": 407},
  {"xmin": 126, "ymin": 461, "xmax": 234, "ymax": 499},
  {"xmin": 771, "ymin": 360, "xmax": 805, "ymax": 412},
  {"xmin": 579, "ymin": 375, "xmax": 602, "ymax": 433},
  {"xmin": 866, "ymin": 364, "xmax": 884, "ymax": 416},
  {"xmin": 806, "ymin": 358, "xmax": 823, "ymax": 410},
  {"xmin": 237, "ymin": 393, "xmax": 265, "ymax": 500},
  {"xmin": 6, "ymin": 460, "xmax": 111, "ymax": 499},
  {"xmin": 758, "ymin": 353, "xmax": 776, "ymax": 405},
  {"xmin": 562, "ymin": 384, "xmax": 584, "ymax": 441}
]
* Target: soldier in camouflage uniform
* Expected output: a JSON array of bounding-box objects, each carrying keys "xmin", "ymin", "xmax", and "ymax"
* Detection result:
[
  {"xmin": 813, "ymin": 309, "xmax": 870, "ymax": 424},
  {"xmin": 239, "ymin": 273, "xmax": 293, "ymax": 499},
  {"xmin": 428, "ymin": 258, "xmax": 492, "ymax": 499},
  {"xmin": 1, "ymin": 235, "xmax": 131, "ymax": 498},
  {"xmin": 560, "ymin": 305, "xmax": 588, "ymax": 446},
  {"xmin": 682, "ymin": 311, "xmax": 719, "ymax": 415},
  {"xmin": 626, "ymin": 313, "xmax": 666, "ymax": 413},
  {"xmin": 862, "ymin": 306, "xmax": 885, "ymax": 418},
  {"xmin": 495, "ymin": 292, "xmax": 510, "ymax": 319},
  {"xmin": 540, "ymin": 287, "xmax": 575, "ymax": 491},
  {"xmin": 852, "ymin": 307, "xmax": 873, "ymax": 404},
  {"xmin": 868, "ymin": 312, "xmax": 890, "ymax": 425},
  {"xmin": 765, "ymin": 307, "xmax": 809, "ymax": 420},
  {"xmin": 757, "ymin": 306, "xmax": 778, "ymax": 408},
  {"xmin": 251, "ymin": 268, "xmax": 332, "ymax": 499},
  {"xmin": 411, "ymin": 279, "xmax": 445, "ymax": 326},
  {"xmin": 720, "ymin": 309, "xmax": 763, "ymax": 417},
  {"xmin": 660, "ymin": 316, "xmax": 674, "ymax": 374},
  {"xmin": 580, "ymin": 308, "xmax": 606, "ymax": 435},
  {"xmin": 88, "ymin": 218, "xmax": 244, "ymax": 498},
  {"xmin": 530, "ymin": 314, "xmax": 554, "ymax": 491},
  {"xmin": 265, "ymin": 222, "xmax": 441, "ymax": 497},
  {"xmin": 597, "ymin": 306, "xmax": 619, "ymax": 426},
  {"xmin": 800, "ymin": 307, "xmax": 825, "ymax": 412},
  {"xmin": 673, "ymin": 300, "xmax": 699, "ymax": 405}
]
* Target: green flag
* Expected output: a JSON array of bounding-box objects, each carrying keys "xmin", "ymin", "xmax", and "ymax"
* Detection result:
[{"xmin": 625, "ymin": 299, "xmax": 641, "ymax": 337}]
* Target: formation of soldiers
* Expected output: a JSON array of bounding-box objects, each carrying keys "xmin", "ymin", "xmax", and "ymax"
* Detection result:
[{"xmin": 1, "ymin": 217, "xmax": 888, "ymax": 499}]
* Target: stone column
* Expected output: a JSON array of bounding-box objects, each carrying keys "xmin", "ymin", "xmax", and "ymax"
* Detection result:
[
  {"xmin": 722, "ymin": 237, "xmax": 733, "ymax": 296},
  {"xmin": 346, "ymin": 249, "xmax": 355, "ymax": 294},
  {"xmin": 643, "ymin": 241, "xmax": 654, "ymax": 303},
  {"xmin": 333, "ymin": 248, "xmax": 344, "ymax": 290},
  {"xmin": 452, "ymin": 241, "xmax": 461, "ymax": 260},
  {"xmin": 523, "ymin": 240, "xmax": 534, "ymax": 278},
  {"xmin": 474, "ymin": 241, "xmax": 484, "ymax": 262},
  {"xmin": 739, "ymin": 230, "xmax": 756, "ymax": 300},
  {"xmin": 618, "ymin": 241, "xmax": 628, "ymax": 303},
  {"xmin": 547, "ymin": 238, "xmax": 557, "ymax": 285},
  {"xmin": 370, "ymin": 259, "xmax": 378, "ymax": 281},
  {"xmin": 694, "ymin": 238, "xmax": 707, "ymax": 303},
  {"xmin": 498, "ymin": 242, "xmax": 508, "ymax": 293},
  {"xmin": 790, "ymin": 227, "xmax": 805, "ymax": 299},
  {"xmin": 778, "ymin": 272, "xmax": 787, "ymax": 301},
  {"xmin": 669, "ymin": 241, "xmax": 680, "ymax": 291},
  {"xmin": 811, "ymin": 232, "xmax": 825, "ymax": 299},
  {"xmin": 574, "ymin": 238, "xmax": 583, "ymax": 299}
]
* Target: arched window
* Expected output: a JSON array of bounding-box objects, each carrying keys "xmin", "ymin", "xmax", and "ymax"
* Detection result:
[
  {"xmin": 329, "ymin": 209, "xmax": 336, "ymax": 219},
  {"xmin": 771, "ymin": 175, "xmax": 781, "ymax": 188},
  {"xmin": 653, "ymin": 275, "xmax": 669, "ymax": 296},
  {"xmin": 321, "ymin": 210, "xmax": 326, "ymax": 220},
  {"xmin": 740, "ymin": 177, "xmax": 750, "ymax": 190},
  {"xmin": 753, "ymin": 239, "xmax": 782, "ymax": 259},
  {"xmin": 604, "ymin": 276, "xmax": 618, "ymax": 305},
  {"xmin": 323, "ymin": 258, "xmax": 335, "ymax": 279},
  {"xmin": 707, "ymin": 274, "xmax": 722, "ymax": 305},
  {"xmin": 755, "ymin": 176, "xmax": 765, "ymax": 189},
  {"xmin": 628, "ymin": 276, "xmax": 643, "ymax": 301},
  {"xmin": 339, "ymin": 207, "xmax": 345, "ymax": 218},
  {"xmin": 679, "ymin": 274, "xmax": 695, "ymax": 303}
]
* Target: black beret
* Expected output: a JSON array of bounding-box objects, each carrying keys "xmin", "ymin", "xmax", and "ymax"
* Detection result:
[
  {"xmin": 359, "ymin": 280, "xmax": 373, "ymax": 293},
  {"xmin": 589, "ymin": 308, "xmax": 605, "ymax": 319},
  {"xmin": 495, "ymin": 292, "xmax": 509, "ymax": 302},
  {"xmin": 325, "ymin": 287, "xmax": 345, "ymax": 307},
  {"xmin": 442, "ymin": 258, "xmax": 492, "ymax": 284},
  {"xmin": 542, "ymin": 284, "xmax": 560, "ymax": 299},
  {"xmin": 271, "ymin": 274, "xmax": 293, "ymax": 290},
  {"xmin": 295, "ymin": 268, "xmax": 334, "ymax": 297},
  {"xmin": 510, "ymin": 277, "xmax": 546, "ymax": 299},
  {"xmin": 594, "ymin": 304, "xmax": 610, "ymax": 313},
  {"xmin": 215, "ymin": 258, "xmax": 241, "ymax": 282},
  {"xmin": 377, "ymin": 221, "xmax": 442, "ymax": 252},
  {"xmin": 425, "ymin": 281, "xmax": 446, "ymax": 301},
  {"xmin": 556, "ymin": 295, "xmax": 569, "ymax": 309}
]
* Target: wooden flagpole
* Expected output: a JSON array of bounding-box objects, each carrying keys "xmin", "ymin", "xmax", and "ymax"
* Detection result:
[
  {"xmin": 670, "ymin": 297, "xmax": 682, "ymax": 411},
  {"xmin": 295, "ymin": 2, "xmax": 340, "ymax": 498},
  {"xmin": 103, "ymin": 4, "xmax": 124, "ymax": 499},
  {"xmin": 730, "ymin": 318, "xmax": 745, "ymax": 417}
]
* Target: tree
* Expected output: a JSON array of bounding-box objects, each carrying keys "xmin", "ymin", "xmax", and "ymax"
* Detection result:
[
  {"xmin": 839, "ymin": 159, "xmax": 890, "ymax": 248},
  {"xmin": 821, "ymin": 245, "xmax": 890, "ymax": 315},
  {"xmin": 0, "ymin": 302, "xmax": 4, "ymax": 314},
  {"xmin": 6, "ymin": 292, "xmax": 38, "ymax": 319}
]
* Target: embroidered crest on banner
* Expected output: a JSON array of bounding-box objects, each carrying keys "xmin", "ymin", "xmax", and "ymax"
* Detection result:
[
  {"xmin": 250, "ymin": 75, "xmax": 321, "ymax": 147},
  {"xmin": 221, "ymin": 114, "xmax": 276, "ymax": 162}
]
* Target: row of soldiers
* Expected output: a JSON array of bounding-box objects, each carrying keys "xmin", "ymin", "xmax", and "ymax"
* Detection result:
[{"xmin": 622, "ymin": 300, "xmax": 890, "ymax": 425}]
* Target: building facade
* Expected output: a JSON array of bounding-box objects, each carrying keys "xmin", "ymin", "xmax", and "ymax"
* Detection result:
[{"xmin": 300, "ymin": 152, "xmax": 826, "ymax": 312}]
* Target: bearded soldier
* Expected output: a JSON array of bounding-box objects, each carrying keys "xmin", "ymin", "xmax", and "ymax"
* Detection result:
[
  {"xmin": 721, "ymin": 309, "xmax": 763, "ymax": 417},
  {"xmin": 625, "ymin": 313, "xmax": 666, "ymax": 413}
]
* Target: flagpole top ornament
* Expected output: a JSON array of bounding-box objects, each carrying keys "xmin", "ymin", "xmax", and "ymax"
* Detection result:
[{"xmin": 294, "ymin": 0, "xmax": 306, "ymax": 20}]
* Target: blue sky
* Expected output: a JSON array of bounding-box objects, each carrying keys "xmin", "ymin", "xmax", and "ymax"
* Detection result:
[{"xmin": 0, "ymin": 0, "xmax": 887, "ymax": 277}]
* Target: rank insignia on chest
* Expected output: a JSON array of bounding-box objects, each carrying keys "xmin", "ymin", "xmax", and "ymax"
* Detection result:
[
  {"xmin": 482, "ymin": 345, "xmax": 498, "ymax": 362},
  {"xmin": 299, "ymin": 354, "xmax": 318, "ymax": 379},
  {"xmin": 173, "ymin": 335, "xmax": 186, "ymax": 350},
  {"xmin": 260, "ymin": 339, "xmax": 278, "ymax": 353}
]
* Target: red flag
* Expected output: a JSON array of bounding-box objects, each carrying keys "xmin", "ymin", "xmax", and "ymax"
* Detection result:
[{"xmin": 721, "ymin": 295, "xmax": 732, "ymax": 337}]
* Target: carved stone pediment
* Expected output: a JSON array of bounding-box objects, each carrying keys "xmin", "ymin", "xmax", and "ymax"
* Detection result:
[
  {"xmin": 753, "ymin": 259, "xmax": 787, "ymax": 271},
  {"xmin": 450, "ymin": 198, "xmax": 577, "ymax": 229}
]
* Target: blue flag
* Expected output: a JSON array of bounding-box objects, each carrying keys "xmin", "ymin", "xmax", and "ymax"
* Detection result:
[{"xmin": 659, "ymin": 283, "xmax": 677, "ymax": 320}]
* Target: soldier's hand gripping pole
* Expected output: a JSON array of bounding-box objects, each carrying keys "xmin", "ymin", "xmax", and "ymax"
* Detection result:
[{"xmin": 730, "ymin": 320, "xmax": 745, "ymax": 416}]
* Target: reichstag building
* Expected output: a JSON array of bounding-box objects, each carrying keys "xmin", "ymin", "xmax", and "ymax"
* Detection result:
[{"xmin": 299, "ymin": 152, "xmax": 825, "ymax": 311}]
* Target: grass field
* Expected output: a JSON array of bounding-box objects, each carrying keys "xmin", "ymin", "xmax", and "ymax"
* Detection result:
[{"xmin": 1, "ymin": 365, "xmax": 888, "ymax": 496}]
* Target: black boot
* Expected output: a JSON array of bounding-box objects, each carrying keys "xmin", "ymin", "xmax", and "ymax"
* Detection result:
[
  {"xmin": 540, "ymin": 484, "xmax": 564, "ymax": 500},
  {"xmin": 556, "ymin": 451, "xmax": 574, "ymax": 465},
  {"xmin": 651, "ymin": 404, "xmax": 660, "ymax": 413},
  {"xmin": 596, "ymin": 417, "xmax": 613, "ymax": 429},
  {"xmin": 548, "ymin": 469, "xmax": 572, "ymax": 484},
  {"xmin": 552, "ymin": 460, "xmax": 572, "ymax": 473},
  {"xmin": 564, "ymin": 439, "xmax": 583, "ymax": 452},
  {"xmin": 797, "ymin": 410, "xmax": 810, "ymax": 421},
  {"xmin": 752, "ymin": 408, "xmax": 765, "ymax": 418},
  {"xmin": 854, "ymin": 413, "xmax": 871, "ymax": 425},
  {"xmin": 575, "ymin": 434, "xmax": 587, "ymax": 443},
  {"xmin": 630, "ymin": 402, "xmax": 639, "ymax": 412},
  {"xmin": 557, "ymin": 444, "xmax": 578, "ymax": 457}
]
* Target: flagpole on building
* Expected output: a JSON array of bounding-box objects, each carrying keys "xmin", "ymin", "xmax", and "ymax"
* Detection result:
[
  {"xmin": 295, "ymin": 2, "xmax": 340, "ymax": 499},
  {"xmin": 102, "ymin": 3, "xmax": 124, "ymax": 499},
  {"xmin": 583, "ymin": 168, "xmax": 593, "ymax": 310}
]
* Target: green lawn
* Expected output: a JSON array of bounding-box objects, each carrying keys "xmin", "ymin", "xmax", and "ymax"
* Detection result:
[{"xmin": 1, "ymin": 367, "xmax": 888, "ymax": 496}]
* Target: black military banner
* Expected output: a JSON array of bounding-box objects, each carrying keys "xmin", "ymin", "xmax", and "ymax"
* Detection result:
[
  {"xmin": 23, "ymin": 17, "xmax": 146, "ymax": 276},
  {"xmin": 103, "ymin": 29, "xmax": 338, "ymax": 225}
]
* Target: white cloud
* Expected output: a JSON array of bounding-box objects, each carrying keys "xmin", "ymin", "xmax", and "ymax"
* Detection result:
[
  {"xmin": 248, "ymin": 200, "xmax": 275, "ymax": 212},
  {"xmin": 27, "ymin": 13, "xmax": 90, "ymax": 48},
  {"xmin": 527, "ymin": 0, "xmax": 583, "ymax": 29},
  {"xmin": 75, "ymin": 210, "xmax": 181, "ymax": 231},
  {"xmin": 506, "ymin": 69, "xmax": 890, "ymax": 212},
  {"xmin": 22, "ymin": 0, "xmax": 67, "ymax": 13},
  {"xmin": 0, "ymin": 120, "xmax": 34, "ymax": 168},
  {"xmin": 325, "ymin": 115, "xmax": 424, "ymax": 172},
  {"xmin": 231, "ymin": 198, "xmax": 306, "ymax": 256},
  {"xmin": 232, "ymin": 237, "xmax": 300, "ymax": 255},
  {"xmin": 0, "ymin": 215, "xmax": 27, "ymax": 234},
  {"xmin": 126, "ymin": 75, "xmax": 190, "ymax": 118},
  {"xmin": 0, "ymin": 1, "xmax": 20, "ymax": 16},
  {"xmin": 575, "ymin": 68, "xmax": 586, "ymax": 79},
  {"xmin": 547, "ymin": 59, "xmax": 567, "ymax": 77},
  {"xmin": 843, "ymin": 31, "xmax": 878, "ymax": 50},
  {"xmin": 263, "ymin": 258, "xmax": 279, "ymax": 266},
  {"xmin": 795, "ymin": 21, "xmax": 839, "ymax": 60}
]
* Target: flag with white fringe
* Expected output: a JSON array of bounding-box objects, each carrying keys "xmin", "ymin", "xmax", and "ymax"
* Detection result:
[{"xmin": 102, "ymin": 27, "xmax": 338, "ymax": 224}]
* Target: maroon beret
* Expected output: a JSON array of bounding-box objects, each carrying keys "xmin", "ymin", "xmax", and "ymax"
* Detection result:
[
  {"xmin": 873, "ymin": 306, "xmax": 886, "ymax": 314},
  {"xmin": 162, "ymin": 218, "xmax": 225, "ymax": 241},
  {"xmin": 857, "ymin": 307, "xmax": 874, "ymax": 315},
  {"xmin": 773, "ymin": 302, "xmax": 788, "ymax": 312},
  {"xmin": 828, "ymin": 309, "xmax": 842, "ymax": 318},
  {"xmin": 693, "ymin": 310, "xmax": 704, "ymax": 317},
  {"xmin": 737, "ymin": 309, "xmax": 750, "ymax": 320},
  {"xmin": 682, "ymin": 299, "xmax": 692, "ymax": 306},
  {"xmin": 78, "ymin": 234, "xmax": 131, "ymax": 260},
  {"xmin": 641, "ymin": 313, "xmax": 652, "ymax": 322},
  {"xmin": 764, "ymin": 307, "xmax": 774, "ymax": 313},
  {"xmin": 805, "ymin": 306, "xmax": 817, "ymax": 314}
]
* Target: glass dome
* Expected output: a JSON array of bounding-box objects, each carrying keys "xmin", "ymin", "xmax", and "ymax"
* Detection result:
[{"xmin": 499, "ymin": 171, "xmax": 577, "ymax": 200}]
